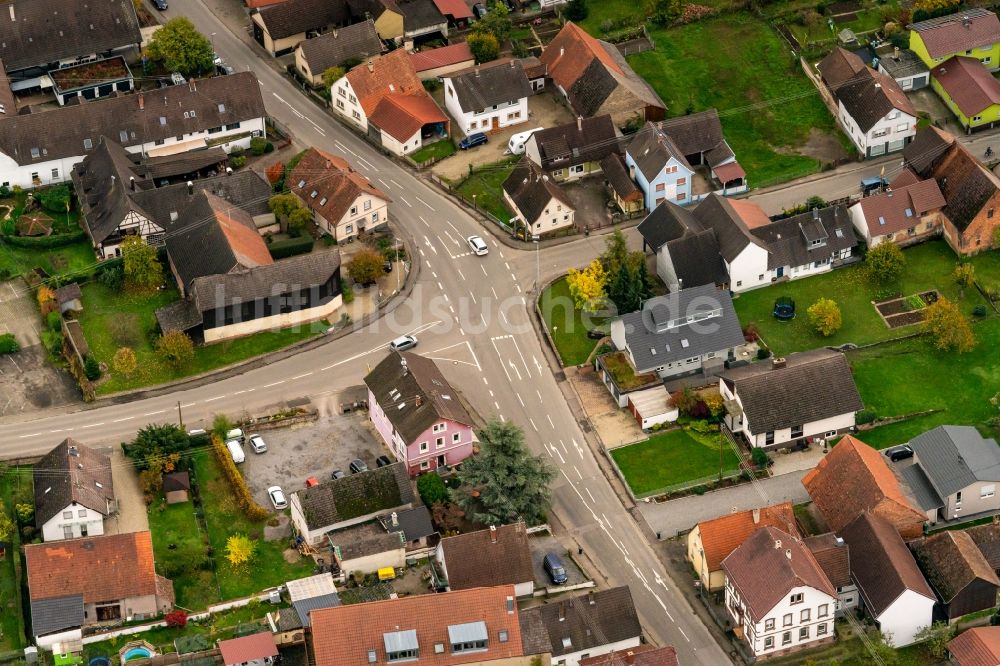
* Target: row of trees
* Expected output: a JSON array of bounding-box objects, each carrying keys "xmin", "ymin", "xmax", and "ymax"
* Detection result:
[{"xmin": 566, "ymin": 230, "xmax": 653, "ymax": 316}]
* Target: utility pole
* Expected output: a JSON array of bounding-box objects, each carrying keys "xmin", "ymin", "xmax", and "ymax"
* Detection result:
[
  {"xmin": 533, "ymin": 235, "xmax": 540, "ymax": 294},
  {"xmin": 177, "ymin": 401, "xmax": 184, "ymax": 430}
]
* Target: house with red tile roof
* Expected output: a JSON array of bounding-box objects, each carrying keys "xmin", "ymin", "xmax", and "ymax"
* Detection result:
[
  {"xmin": 802, "ymin": 434, "xmax": 926, "ymax": 539},
  {"xmin": 579, "ymin": 646, "xmax": 678, "ymax": 666},
  {"xmin": 931, "ymin": 55, "xmax": 1000, "ymax": 131},
  {"xmin": 540, "ymin": 22, "xmax": 665, "ymax": 128},
  {"xmin": 948, "ymin": 626, "xmax": 1000, "ymax": 665},
  {"xmin": 288, "ymin": 147, "xmax": 391, "ymax": 242},
  {"xmin": 25, "ymin": 531, "xmax": 174, "ymax": 648},
  {"xmin": 409, "ymin": 42, "xmax": 475, "ymax": 80},
  {"xmin": 848, "ymin": 178, "xmax": 946, "ymax": 247},
  {"xmin": 331, "ymin": 50, "xmax": 449, "ymax": 157},
  {"xmin": 686, "ymin": 502, "xmax": 798, "ymax": 592},
  {"xmin": 722, "ymin": 526, "xmax": 838, "ymax": 660},
  {"xmin": 218, "ymin": 632, "xmax": 278, "ymax": 666},
  {"xmin": 310, "ymin": 585, "xmax": 533, "ymax": 666}
]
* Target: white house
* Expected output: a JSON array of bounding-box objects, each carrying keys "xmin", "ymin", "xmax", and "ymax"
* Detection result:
[
  {"xmin": 0, "ymin": 72, "xmax": 265, "ymax": 190},
  {"xmin": 437, "ymin": 524, "xmax": 535, "ymax": 597},
  {"xmin": 518, "ymin": 587, "xmax": 642, "ymax": 666},
  {"xmin": 442, "ymin": 59, "xmax": 531, "ymax": 136},
  {"xmin": 625, "ymin": 122, "xmax": 695, "ymax": 210},
  {"xmin": 840, "ymin": 512, "xmax": 936, "ymax": 646},
  {"xmin": 720, "ymin": 350, "xmax": 863, "ymax": 450},
  {"xmin": 818, "ymin": 48, "xmax": 918, "ymax": 157},
  {"xmin": 33, "ymin": 439, "xmax": 115, "ymax": 542},
  {"xmin": 502, "ymin": 158, "xmax": 576, "ymax": 234},
  {"xmin": 722, "ymin": 526, "xmax": 839, "ymax": 659},
  {"xmin": 289, "ymin": 463, "xmax": 415, "ymax": 546}
]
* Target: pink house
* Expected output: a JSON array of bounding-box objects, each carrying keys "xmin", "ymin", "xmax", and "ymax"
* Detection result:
[{"xmin": 365, "ymin": 351, "xmax": 476, "ymax": 477}]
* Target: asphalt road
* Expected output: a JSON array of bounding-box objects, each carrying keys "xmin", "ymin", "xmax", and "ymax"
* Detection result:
[{"xmin": 0, "ymin": 1, "xmax": 730, "ymax": 662}]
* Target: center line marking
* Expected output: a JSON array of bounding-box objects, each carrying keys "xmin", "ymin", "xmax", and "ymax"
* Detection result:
[
  {"xmin": 81, "ymin": 422, "xmax": 104, "ymax": 428},
  {"xmin": 291, "ymin": 372, "xmax": 313, "ymax": 380},
  {"xmin": 261, "ymin": 380, "xmax": 286, "ymax": 388},
  {"xmin": 112, "ymin": 417, "xmax": 134, "ymax": 423},
  {"xmin": 529, "ymin": 418, "xmax": 538, "ymax": 432},
  {"xmin": 547, "ymin": 414, "xmax": 554, "ymax": 428},
  {"xmin": 416, "ymin": 196, "xmax": 434, "ymax": 210},
  {"xmin": 400, "ymin": 196, "xmax": 412, "ymax": 207},
  {"xmin": 144, "ymin": 410, "xmax": 165, "ymax": 416}
]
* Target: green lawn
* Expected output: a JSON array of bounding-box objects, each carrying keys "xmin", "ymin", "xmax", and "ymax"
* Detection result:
[
  {"xmin": 77, "ymin": 283, "xmax": 327, "ymax": 395},
  {"xmin": 847, "ymin": 316, "xmax": 1000, "ymax": 449},
  {"xmin": 786, "ymin": 7, "xmax": 889, "ymax": 47},
  {"xmin": 0, "ymin": 238, "xmax": 96, "ymax": 279},
  {"xmin": 193, "ymin": 452, "xmax": 315, "ymax": 601},
  {"xmin": 538, "ymin": 277, "xmax": 603, "ymax": 366},
  {"xmin": 628, "ymin": 12, "xmax": 840, "ymax": 186},
  {"xmin": 0, "ymin": 468, "xmax": 31, "ymax": 654},
  {"xmin": 410, "ymin": 139, "xmax": 455, "ymax": 165},
  {"xmin": 610, "ymin": 427, "xmax": 742, "ymax": 497},
  {"xmin": 970, "ymin": 250, "xmax": 1000, "ymax": 295},
  {"xmin": 147, "ymin": 497, "xmax": 219, "ymax": 611},
  {"xmin": 733, "ymin": 241, "xmax": 991, "ymax": 355},
  {"xmin": 455, "ymin": 162, "xmax": 515, "ymax": 224}
]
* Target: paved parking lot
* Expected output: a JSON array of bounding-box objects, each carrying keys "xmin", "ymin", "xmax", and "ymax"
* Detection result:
[
  {"xmin": 528, "ymin": 532, "xmax": 589, "ymax": 591},
  {"xmin": 241, "ymin": 411, "xmax": 390, "ymax": 507}
]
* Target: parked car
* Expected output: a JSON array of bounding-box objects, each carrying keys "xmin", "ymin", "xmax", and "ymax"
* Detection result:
[
  {"xmin": 384, "ymin": 260, "xmax": 393, "ymax": 273},
  {"xmin": 331, "ymin": 469, "xmax": 346, "ymax": 480},
  {"xmin": 885, "ymin": 444, "xmax": 914, "ymax": 462},
  {"xmin": 216, "ymin": 62, "xmax": 235, "ymax": 76},
  {"xmin": 376, "ymin": 455, "xmax": 392, "ymax": 468},
  {"xmin": 467, "ymin": 235, "xmax": 489, "ymax": 256},
  {"xmin": 350, "ymin": 459, "xmax": 369, "ymax": 474},
  {"xmin": 226, "ymin": 428, "xmax": 245, "ymax": 443},
  {"xmin": 226, "ymin": 440, "xmax": 245, "ymax": 464},
  {"xmin": 389, "ymin": 334, "xmax": 418, "ymax": 351},
  {"xmin": 472, "ymin": 3, "xmax": 488, "ymax": 19},
  {"xmin": 861, "ymin": 176, "xmax": 888, "ymax": 196},
  {"xmin": 459, "ymin": 133, "xmax": 488, "ymax": 150},
  {"xmin": 151, "ymin": 0, "xmax": 168, "ymax": 9},
  {"xmin": 543, "ymin": 552, "xmax": 568, "ymax": 585},
  {"xmin": 248, "ymin": 434, "xmax": 267, "ymax": 454},
  {"xmin": 268, "ymin": 486, "xmax": 288, "ymax": 510}
]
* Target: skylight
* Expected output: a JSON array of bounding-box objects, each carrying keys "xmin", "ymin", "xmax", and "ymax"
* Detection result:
[
  {"xmin": 904, "ymin": 208, "xmax": 913, "ymax": 217},
  {"xmin": 681, "ymin": 339, "xmax": 690, "ymax": 348},
  {"xmin": 878, "ymin": 216, "xmax": 886, "ymax": 225}
]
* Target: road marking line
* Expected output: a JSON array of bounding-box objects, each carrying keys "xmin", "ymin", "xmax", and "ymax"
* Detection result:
[
  {"xmin": 437, "ymin": 281, "xmax": 444, "ymax": 291},
  {"xmin": 390, "ymin": 179, "xmax": 402, "ymax": 188},
  {"xmin": 575, "ymin": 465, "xmax": 583, "ymax": 479},
  {"xmin": 560, "ymin": 440, "xmax": 569, "ymax": 455},
  {"xmin": 261, "ymin": 380, "xmax": 286, "ymax": 388},
  {"xmin": 587, "ymin": 488, "xmax": 596, "ymax": 503},
  {"xmin": 291, "ymin": 372, "xmax": 314, "ymax": 380},
  {"xmin": 529, "ymin": 418, "xmax": 538, "ymax": 432},
  {"xmin": 481, "ymin": 264, "xmax": 488, "ymax": 277},
  {"xmin": 18, "ymin": 433, "xmax": 41, "ymax": 439},
  {"xmin": 554, "ymin": 446, "xmax": 566, "ymax": 464},
  {"xmin": 432, "ymin": 272, "xmax": 438, "ymax": 278},
  {"xmin": 517, "ymin": 393, "xmax": 525, "ymax": 407},
  {"xmin": 678, "ymin": 627, "xmax": 690, "ymax": 642},
  {"xmin": 547, "ymin": 414, "xmax": 555, "ymax": 429},
  {"xmin": 457, "ymin": 269, "xmax": 466, "ymax": 281},
  {"xmin": 81, "ymin": 422, "xmax": 104, "ymax": 428},
  {"xmin": 334, "ymin": 140, "xmax": 358, "ymax": 157},
  {"xmin": 357, "ymin": 156, "xmax": 376, "ymax": 171},
  {"xmin": 416, "ymin": 196, "xmax": 434, "ymax": 211},
  {"xmin": 491, "ymin": 286, "xmax": 498, "ymax": 299},
  {"xmin": 400, "ymin": 196, "xmax": 412, "ymax": 207},
  {"xmin": 499, "ymin": 414, "xmax": 505, "ymax": 422},
  {"xmin": 144, "ymin": 410, "xmax": 166, "ymax": 416},
  {"xmin": 181, "ymin": 403, "xmax": 195, "ymax": 409},
  {"xmin": 483, "ymin": 377, "xmax": 489, "ymax": 385},
  {"xmin": 232, "ymin": 389, "xmax": 254, "ymax": 395},
  {"xmin": 378, "ymin": 177, "xmax": 389, "ymax": 188},
  {"xmin": 418, "ymin": 215, "xmax": 430, "ymax": 227},
  {"xmin": 495, "ymin": 401, "xmax": 500, "ymax": 410},
  {"xmin": 505, "ymin": 262, "xmax": 510, "ymax": 270},
  {"xmin": 515, "ymin": 283, "xmax": 522, "ymax": 293}
]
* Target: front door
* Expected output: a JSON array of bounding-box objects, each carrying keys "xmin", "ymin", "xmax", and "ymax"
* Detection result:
[
  {"xmin": 437, "ymin": 454, "xmax": 446, "ymax": 467},
  {"xmin": 776, "ymin": 266, "xmax": 784, "ymax": 278}
]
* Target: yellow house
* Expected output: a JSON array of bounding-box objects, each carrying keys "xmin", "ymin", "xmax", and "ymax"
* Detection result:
[
  {"xmin": 686, "ymin": 503, "xmax": 798, "ymax": 592},
  {"xmin": 909, "ymin": 8, "xmax": 1000, "ymax": 71},
  {"xmin": 931, "ymin": 55, "xmax": 1000, "ymax": 131}
]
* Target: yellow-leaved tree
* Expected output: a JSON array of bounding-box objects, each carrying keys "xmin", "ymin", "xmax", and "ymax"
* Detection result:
[
  {"xmin": 922, "ymin": 296, "xmax": 975, "ymax": 353},
  {"xmin": 566, "ymin": 260, "xmax": 607, "ymax": 313},
  {"xmin": 226, "ymin": 534, "xmax": 256, "ymax": 568}
]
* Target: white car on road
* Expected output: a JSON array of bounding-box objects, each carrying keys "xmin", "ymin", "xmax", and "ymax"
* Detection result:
[
  {"xmin": 467, "ymin": 235, "xmax": 489, "ymax": 256},
  {"xmin": 267, "ymin": 486, "xmax": 287, "ymax": 510},
  {"xmin": 389, "ymin": 335, "xmax": 418, "ymax": 351}
]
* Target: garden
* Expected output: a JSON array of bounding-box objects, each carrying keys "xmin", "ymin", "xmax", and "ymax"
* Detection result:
[
  {"xmin": 409, "ymin": 139, "xmax": 455, "ymax": 166},
  {"xmin": 0, "ymin": 467, "xmax": 32, "ymax": 657},
  {"xmin": 733, "ymin": 241, "xmax": 991, "ymax": 355},
  {"xmin": 610, "ymin": 424, "xmax": 743, "ymax": 498},
  {"xmin": 453, "ymin": 159, "xmax": 516, "ymax": 224},
  {"xmin": 0, "ymin": 185, "xmax": 95, "ymax": 281},
  {"xmin": 538, "ymin": 276, "xmax": 607, "ymax": 366}
]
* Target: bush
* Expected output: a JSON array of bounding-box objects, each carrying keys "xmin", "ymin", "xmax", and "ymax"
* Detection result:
[
  {"xmin": 417, "ymin": 472, "xmax": 449, "ymax": 506},
  {"xmin": 342, "ymin": 282, "xmax": 354, "ymax": 304},
  {"xmin": 751, "ymin": 447, "xmax": 769, "ymax": 468},
  {"xmin": 41, "ymin": 330, "xmax": 63, "ymax": 356},
  {"xmin": 756, "ymin": 347, "xmax": 771, "ymax": 360},
  {"xmin": 46, "ymin": 310, "xmax": 62, "ymax": 333},
  {"xmin": 0, "ymin": 333, "xmax": 19, "ymax": 354},
  {"xmin": 165, "ymin": 610, "xmax": 188, "ymax": 628},
  {"xmin": 856, "ymin": 409, "xmax": 877, "ymax": 425},
  {"xmin": 1, "ymin": 229, "xmax": 86, "ymax": 249},
  {"xmin": 37, "ymin": 185, "xmax": 72, "ymax": 213},
  {"xmin": 267, "ymin": 234, "xmax": 314, "ymax": 260},
  {"xmin": 974, "ymin": 305, "xmax": 988, "ymax": 317},
  {"xmin": 229, "ymin": 155, "xmax": 247, "ymax": 169},
  {"xmin": 211, "ymin": 435, "xmax": 270, "ymax": 521},
  {"xmin": 98, "ymin": 264, "xmax": 125, "ymax": 290},
  {"xmin": 250, "ymin": 136, "xmax": 268, "ymax": 156},
  {"xmin": 84, "ymin": 355, "xmax": 101, "ymax": 381}
]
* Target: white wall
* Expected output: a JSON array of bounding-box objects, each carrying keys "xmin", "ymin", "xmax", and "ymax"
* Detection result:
[
  {"xmin": 877, "ymin": 589, "xmax": 934, "ymax": 647},
  {"xmin": 848, "ymin": 203, "xmax": 876, "ymax": 245},
  {"xmin": 727, "ymin": 243, "xmax": 770, "ymax": 292},
  {"xmin": 554, "ymin": 636, "xmax": 641, "ymax": 666},
  {"xmin": 40, "ymin": 505, "xmax": 106, "ymax": 542},
  {"xmin": 728, "ymin": 581, "xmax": 838, "ymax": 658},
  {"xmin": 504, "ymin": 190, "xmax": 574, "ymax": 233},
  {"xmin": 839, "ymin": 102, "xmax": 916, "ymax": 157},
  {"xmin": 379, "ymin": 126, "xmax": 423, "ymax": 157},
  {"xmin": 331, "ymin": 77, "xmax": 368, "ymax": 131},
  {"xmin": 443, "ymin": 78, "xmax": 529, "ymax": 136},
  {"xmin": 203, "ymin": 294, "xmax": 343, "ymax": 344},
  {"xmin": 35, "ymin": 627, "xmax": 84, "ymax": 651},
  {"xmin": 743, "ymin": 412, "xmax": 856, "ymax": 449},
  {"xmin": 316, "ymin": 193, "xmax": 389, "ymax": 241},
  {"xmin": 338, "ymin": 546, "xmax": 405, "ymax": 577}
]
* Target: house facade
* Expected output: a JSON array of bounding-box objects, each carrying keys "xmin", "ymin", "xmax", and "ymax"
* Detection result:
[
  {"xmin": 908, "ymin": 8, "xmax": 1000, "ymax": 71},
  {"xmin": 523, "ymin": 115, "xmax": 622, "ymax": 182},
  {"xmin": 33, "ymin": 439, "xmax": 115, "ymax": 542},
  {"xmin": 720, "ymin": 350, "xmax": 863, "ymax": 450},
  {"xmin": 442, "ymin": 59, "xmax": 531, "ymax": 136},
  {"xmin": 848, "ymin": 178, "xmax": 946, "ymax": 247},
  {"xmin": 803, "ymin": 533, "xmax": 859, "ymax": 616},
  {"xmin": 625, "ymin": 123, "xmax": 694, "ymax": 210},
  {"xmin": 437, "ymin": 524, "xmax": 535, "ymax": 597},
  {"xmin": 722, "ymin": 527, "xmax": 838, "ymax": 659},
  {"xmin": 502, "ymin": 158, "xmax": 576, "ymax": 234},
  {"xmin": 365, "ymin": 351, "xmax": 475, "ymax": 476}
]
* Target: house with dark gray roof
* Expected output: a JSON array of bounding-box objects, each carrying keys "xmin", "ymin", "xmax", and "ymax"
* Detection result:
[
  {"xmin": 289, "ymin": 462, "xmax": 415, "ymax": 545},
  {"xmin": 524, "ymin": 115, "xmax": 623, "ymax": 182},
  {"xmin": 0, "ymin": 0, "xmax": 141, "ymax": 92},
  {"xmin": 328, "ymin": 521, "xmax": 406, "ymax": 577},
  {"xmin": 875, "ymin": 45, "xmax": 930, "ymax": 91},
  {"xmin": 443, "ymin": 59, "xmax": 532, "ymax": 136},
  {"xmin": 0, "ymin": 71, "xmax": 266, "ymax": 189},
  {"xmin": 719, "ymin": 349, "xmax": 863, "ymax": 450},
  {"xmin": 502, "ymin": 158, "xmax": 576, "ymax": 235},
  {"xmin": 378, "ymin": 505, "xmax": 436, "ymax": 548},
  {"xmin": 625, "ymin": 122, "xmax": 695, "ymax": 211},
  {"xmin": 607, "ymin": 283, "xmax": 745, "ymax": 382},
  {"xmin": 519, "ymin": 587, "xmax": 642, "ymax": 665},
  {"xmin": 899, "ymin": 426, "xmax": 1000, "ymax": 524},
  {"xmin": 365, "ymin": 351, "xmax": 475, "ymax": 477},
  {"xmin": 251, "ymin": 0, "xmax": 352, "ymax": 56},
  {"xmin": 34, "ymin": 439, "xmax": 115, "ymax": 542},
  {"xmin": 294, "ymin": 21, "xmax": 383, "ymax": 87}
]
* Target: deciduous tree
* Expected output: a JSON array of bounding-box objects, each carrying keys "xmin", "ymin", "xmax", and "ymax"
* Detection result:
[
  {"xmin": 431, "ymin": 501, "xmax": 465, "ymax": 535},
  {"xmin": 922, "ymin": 296, "xmax": 975, "ymax": 352},
  {"xmin": 472, "ymin": 1, "xmax": 512, "ymax": 43},
  {"xmin": 864, "ymin": 242, "xmax": 906, "ymax": 284},
  {"xmin": 566, "ymin": 260, "xmax": 607, "ymax": 313},
  {"xmin": 124, "ymin": 424, "xmax": 192, "ymax": 471},
  {"xmin": 914, "ymin": 622, "xmax": 954, "ymax": 659},
  {"xmin": 226, "ymin": 534, "xmax": 256, "ymax": 568},
  {"xmin": 600, "ymin": 230, "xmax": 651, "ymax": 313},
  {"xmin": 146, "ymin": 17, "xmax": 215, "ymax": 77},
  {"xmin": 454, "ymin": 419, "xmax": 555, "ymax": 526},
  {"xmin": 321, "ymin": 66, "xmax": 345, "ymax": 90},
  {"xmin": 268, "ymin": 193, "xmax": 302, "ymax": 219},
  {"xmin": 0, "ymin": 510, "xmax": 13, "ymax": 541},
  {"xmin": 466, "ymin": 32, "xmax": 500, "ymax": 64},
  {"xmin": 807, "ymin": 298, "xmax": 842, "ymax": 336},
  {"xmin": 113, "ymin": 347, "xmax": 138, "ymax": 377},
  {"xmin": 155, "ymin": 330, "xmax": 195, "ymax": 369},
  {"xmin": 348, "ymin": 247, "xmax": 386, "ymax": 285},
  {"xmin": 954, "ymin": 262, "xmax": 976, "ymax": 288},
  {"xmin": 122, "ymin": 235, "xmax": 164, "ymax": 293}
]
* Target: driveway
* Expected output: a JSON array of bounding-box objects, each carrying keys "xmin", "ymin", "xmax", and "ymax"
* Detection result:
[
  {"xmin": 431, "ymin": 93, "xmax": 576, "ymax": 181},
  {"xmin": 106, "ymin": 446, "xmax": 150, "ymax": 535},
  {"xmin": 639, "ymin": 470, "xmax": 811, "ymax": 538},
  {"xmin": 241, "ymin": 409, "xmax": 389, "ymax": 508}
]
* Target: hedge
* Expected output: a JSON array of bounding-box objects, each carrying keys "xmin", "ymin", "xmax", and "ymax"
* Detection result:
[
  {"xmin": 1, "ymin": 229, "xmax": 86, "ymax": 249},
  {"xmin": 268, "ymin": 235, "xmax": 314, "ymax": 260},
  {"xmin": 211, "ymin": 435, "xmax": 270, "ymax": 521},
  {"xmin": 0, "ymin": 333, "xmax": 19, "ymax": 354}
]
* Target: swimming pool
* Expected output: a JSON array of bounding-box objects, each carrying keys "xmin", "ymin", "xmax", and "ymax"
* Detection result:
[{"xmin": 122, "ymin": 647, "xmax": 152, "ymax": 662}]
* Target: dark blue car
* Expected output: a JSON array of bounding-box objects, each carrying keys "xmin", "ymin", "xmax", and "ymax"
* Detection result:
[{"xmin": 459, "ymin": 133, "xmax": 488, "ymax": 150}]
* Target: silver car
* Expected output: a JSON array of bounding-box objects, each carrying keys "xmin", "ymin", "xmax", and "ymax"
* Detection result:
[
  {"xmin": 389, "ymin": 334, "xmax": 418, "ymax": 351},
  {"xmin": 248, "ymin": 434, "xmax": 267, "ymax": 454},
  {"xmin": 267, "ymin": 486, "xmax": 287, "ymax": 510}
]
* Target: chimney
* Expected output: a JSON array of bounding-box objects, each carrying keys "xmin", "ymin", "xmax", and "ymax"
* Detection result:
[
  {"xmin": 226, "ymin": 167, "xmax": 233, "ymax": 175},
  {"xmin": 835, "ymin": 536, "xmax": 845, "ymax": 546},
  {"xmin": 772, "ymin": 356, "xmax": 786, "ymax": 370},
  {"xmin": 138, "ymin": 94, "xmax": 144, "ymax": 110},
  {"xmin": 129, "ymin": 176, "xmax": 135, "ymax": 191},
  {"xmin": 752, "ymin": 508, "xmax": 761, "ymax": 524},
  {"xmin": 588, "ymin": 590, "xmax": 596, "ymax": 605},
  {"xmin": 400, "ymin": 357, "xmax": 408, "ymax": 375},
  {"xmin": 963, "ymin": 14, "xmax": 971, "ymax": 27},
  {"xmin": 894, "ymin": 46, "xmax": 900, "ymax": 59},
  {"xmin": 576, "ymin": 116, "xmax": 582, "ymax": 131},
  {"xmin": 332, "ymin": 29, "xmax": 338, "ymax": 38},
  {"xmin": 475, "ymin": 68, "xmax": 480, "ymax": 78},
  {"xmin": 186, "ymin": 180, "xmax": 193, "ymax": 195},
  {"xmin": 785, "ymin": 549, "xmax": 792, "ymax": 560},
  {"xmin": 415, "ymin": 395, "xmax": 422, "ymax": 408},
  {"xmin": 368, "ymin": 60, "xmax": 375, "ymax": 72},
  {"xmin": 812, "ymin": 208, "xmax": 819, "ymax": 219},
  {"xmin": 489, "ymin": 525, "xmax": 498, "ymax": 543},
  {"xmin": 774, "ymin": 539, "xmax": 782, "ymax": 549},
  {"xmin": 189, "ymin": 79, "xmax": 196, "ymax": 93},
  {"xmin": 391, "ymin": 511, "xmax": 398, "ymax": 527}
]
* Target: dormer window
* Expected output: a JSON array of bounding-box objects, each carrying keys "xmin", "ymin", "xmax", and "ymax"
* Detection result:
[
  {"xmin": 449, "ymin": 621, "xmax": 488, "ymax": 654},
  {"xmin": 383, "ymin": 630, "xmax": 418, "ymax": 662}
]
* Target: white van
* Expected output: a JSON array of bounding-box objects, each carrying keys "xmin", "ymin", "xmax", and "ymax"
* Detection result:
[
  {"xmin": 507, "ymin": 128, "xmax": 544, "ymax": 155},
  {"xmin": 226, "ymin": 428, "xmax": 245, "ymax": 443},
  {"xmin": 226, "ymin": 440, "xmax": 245, "ymax": 464}
]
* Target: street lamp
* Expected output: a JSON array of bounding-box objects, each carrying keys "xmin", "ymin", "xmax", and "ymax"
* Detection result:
[
  {"xmin": 533, "ymin": 235, "xmax": 540, "ymax": 294},
  {"xmin": 472, "ymin": 193, "xmax": 477, "ymax": 211}
]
